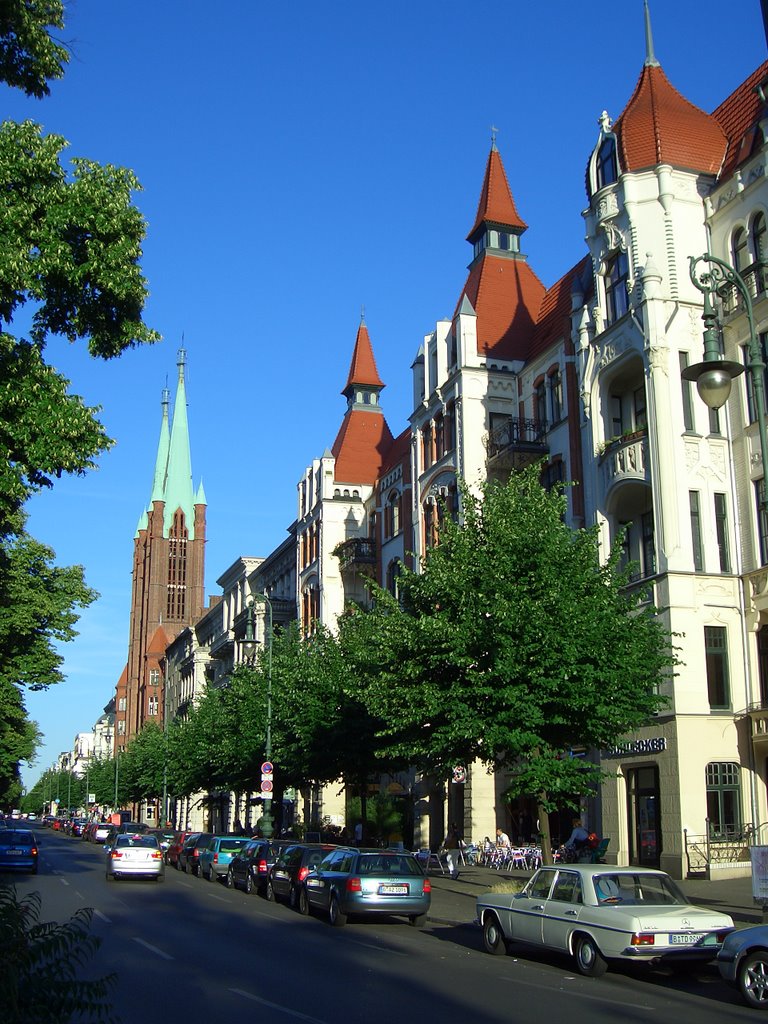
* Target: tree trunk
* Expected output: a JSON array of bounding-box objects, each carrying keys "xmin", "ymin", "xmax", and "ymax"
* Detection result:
[{"xmin": 537, "ymin": 796, "xmax": 553, "ymax": 865}]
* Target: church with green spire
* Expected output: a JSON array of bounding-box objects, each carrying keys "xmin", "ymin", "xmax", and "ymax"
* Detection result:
[{"xmin": 114, "ymin": 350, "xmax": 207, "ymax": 750}]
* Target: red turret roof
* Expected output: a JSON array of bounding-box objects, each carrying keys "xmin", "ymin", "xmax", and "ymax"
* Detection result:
[
  {"xmin": 466, "ymin": 146, "xmax": 527, "ymax": 241},
  {"xmin": 343, "ymin": 320, "xmax": 384, "ymax": 393},
  {"xmin": 613, "ymin": 63, "xmax": 727, "ymax": 174},
  {"xmin": 332, "ymin": 410, "xmax": 394, "ymax": 485}
]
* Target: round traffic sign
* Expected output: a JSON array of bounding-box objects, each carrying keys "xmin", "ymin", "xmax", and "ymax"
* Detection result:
[
  {"xmin": 261, "ymin": 761, "xmax": 274, "ymax": 774},
  {"xmin": 260, "ymin": 779, "xmax": 273, "ymax": 793}
]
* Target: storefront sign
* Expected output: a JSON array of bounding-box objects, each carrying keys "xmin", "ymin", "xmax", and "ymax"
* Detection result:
[
  {"xmin": 751, "ymin": 846, "xmax": 768, "ymax": 903},
  {"xmin": 601, "ymin": 737, "xmax": 666, "ymax": 759}
]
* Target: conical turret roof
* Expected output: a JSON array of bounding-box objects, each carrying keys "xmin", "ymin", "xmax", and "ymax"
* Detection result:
[{"xmin": 466, "ymin": 144, "xmax": 527, "ymax": 242}]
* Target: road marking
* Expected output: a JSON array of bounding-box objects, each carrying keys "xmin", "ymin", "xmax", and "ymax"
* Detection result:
[
  {"xmin": 229, "ymin": 989, "xmax": 328, "ymax": 1022},
  {"xmin": 132, "ymin": 938, "xmax": 173, "ymax": 961},
  {"xmin": 207, "ymin": 893, "xmax": 228, "ymax": 902},
  {"xmin": 93, "ymin": 910, "xmax": 112, "ymax": 923},
  {"xmin": 60, "ymin": 878, "xmax": 70, "ymax": 886},
  {"xmin": 344, "ymin": 938, "xmax": 409, "ymax": 956},
  {"xmin": 177, "ymin": 880, "xmax": 193, "ymax": 888}
]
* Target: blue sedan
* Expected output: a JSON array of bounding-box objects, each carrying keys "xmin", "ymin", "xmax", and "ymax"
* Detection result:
[
  {"xmin": 718, "ymin": 925, "xmax": 768, "ymax": 1009},
  {"xmin": 0, "ymin": 829, "xmax": 39, "ymax": 873}
]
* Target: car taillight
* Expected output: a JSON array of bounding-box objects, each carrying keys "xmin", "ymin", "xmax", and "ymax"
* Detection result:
[
  {"xmin": 298, "ymin": 866, "xmax": 309, "ymax": 882},
  {"xmin": 151, "ymin": 852, "xmax": 162, "ymax": 860},
  {"xmin": 30, "ymin": 847, "xmax": 37, "ymax": 856},
  {"xmin": 631, "ymin": 933, "xmax": 655, "ymax": 946},
  {"xmin": 423, "ymin": 878, "xmax": 431, "ymax": 893},
  {"xmin": 213, "ymin": 853, "xmax": 219, "ymax": 863},
  {"xmin": 346, "ymin": 877, "xmax": 362, "ymax": 892},
  {"xmin": 110, "ymin": 851, "xmax": 123, "ymax": 859},
  {"xmin": 258, "ymin": 859, "xmax": 268, "ymax": 874}
]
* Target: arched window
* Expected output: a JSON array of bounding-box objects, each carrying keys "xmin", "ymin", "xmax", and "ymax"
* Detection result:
[
  {"xmin": 705, "ymin": 762, "xmax": 741, "ymax": 838},
  {"xmin": 732, "ymin": 226, "xmax": 749, "ymax": 273},
  {"xmin": 386, "ymin": 559, "xmax": 402, "ymax": 599},
  {"xmin": 596, "ymin": 136, "xmax": 618, "ymax": 190}
]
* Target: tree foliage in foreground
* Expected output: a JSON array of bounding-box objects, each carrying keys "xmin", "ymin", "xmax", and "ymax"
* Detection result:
[
  {"xmin": 341, "ymin": 467, "xmax": 676, "ymax": 807},
  {"xmin": 0, "ymin": 887, "xmax": 116, "ymax": 1024},
  {"xmin": 0, "ymin": 0, "xmax": 68, "ymax": 99}
]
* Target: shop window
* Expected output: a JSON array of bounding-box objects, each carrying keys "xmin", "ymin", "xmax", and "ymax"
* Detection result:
[
  {"xmin": 706, "ymin": 762, "xmax": 741, "ymax": 838},
  {"xmin": 705, "ymin": 625, "xmax": 731, "ymax": 709}
]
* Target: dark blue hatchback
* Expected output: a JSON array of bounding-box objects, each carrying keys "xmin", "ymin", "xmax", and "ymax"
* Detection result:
[{"xmin": 0, "ymin": 829, "xmax": 39, "ymax": 873}]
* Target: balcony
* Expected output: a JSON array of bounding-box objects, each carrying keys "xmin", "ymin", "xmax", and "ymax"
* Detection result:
[
  {"xmin": 746, "ymin": 702, "xmax": 768, "ymax": 755},
  {"xmin": 486, "ymin": 416, "xmax": 549, "ymax": 472},
  {"xmin": 722, "ymin": 260, "xmax": 768, "ymax": 316},
  {"xmin": 335, "ymin": 538, "xmax": 377, "ymax": 572},
  {"xmin": 598, "ymin": 429, "xmax": 650, "ymax": 496}
]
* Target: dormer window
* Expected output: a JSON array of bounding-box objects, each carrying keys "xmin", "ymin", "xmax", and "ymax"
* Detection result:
[{"xmin": 596, "ymin": 135, "xmax": 618, "ymax": 190}]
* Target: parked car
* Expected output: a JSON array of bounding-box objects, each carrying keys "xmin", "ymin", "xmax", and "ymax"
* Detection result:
[
  {"xmin": 476, "ymin": 864, "xmax": 735, "ymax": 977},
  {"xmin": 69, "ymin": 818, "xmax": 88, "ymax": 838},
  {"xmin": 91, "ymin": 822, "xmax": 113, "ymax": 844},
  {"xmin": 116, "ymin": 821, "xmax": 150, "ymax": 835},
  {"xmin": 267, "ymin": 843, "xmax": 337, "ymax": 908},
  {"xmin": 199, "ymin": 836, "xmax": 250, "ymax": 881},
  {"xmin": 166, "ymin": 830, "xmax": 195, "ymax": 868},
  {"xmin": 227, "ymin": 839, "xmax": 289, "ymax": 895},
  {"xmin": 179, "ymin": 832, "xmax": 214, "ymax": 875},
  {"xmin": 299, "ymin": 847, "xmax": 431, "ymax": 927},
  {"xmin": 146, "ymin": 828, "xmax": 176, "ymax": 857},
  {"xmin": 105, "ymin": 832, "xmax": 165, "ymax": 882},
  {"xmin": 717, "ymin": 924, "xmax": 768, "ymax": 1009},
  {"xmin": 0, "ymin": 829, "xmax": 39, "ymax": 873}
]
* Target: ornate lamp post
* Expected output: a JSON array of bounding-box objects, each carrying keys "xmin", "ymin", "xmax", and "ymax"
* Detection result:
[
  {"xmin": 240, "ymin": 593, "xmax": 274, "ymax": 839},
  {"xmin": 684, "ymin": 253, "xmax": 768, "ymax": 521}
]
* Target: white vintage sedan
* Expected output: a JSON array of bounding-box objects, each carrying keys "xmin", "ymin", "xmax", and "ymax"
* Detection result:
[{"xmin": 476, "ymin": 864, "xmax": 734, "ymax": 977}]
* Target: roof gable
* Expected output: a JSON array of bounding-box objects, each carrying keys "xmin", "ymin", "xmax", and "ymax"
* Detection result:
[{"xmin": 712, "ymin": 61, "xmax": 768, "ymax": 178}]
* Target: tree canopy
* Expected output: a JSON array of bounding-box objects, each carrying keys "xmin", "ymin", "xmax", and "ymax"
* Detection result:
[
  {"xmin": 0, "ymin": 2, "xmax": 158, "ymax": 805},
  {"xmin": 340, "ymin": 468, "xmax": 675, "ymax": 816}
]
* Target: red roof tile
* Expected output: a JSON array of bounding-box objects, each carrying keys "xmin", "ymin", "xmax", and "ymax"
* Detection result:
[
  {"xmin": 331, "ymin": 409, "xmax": 394, "ymax": 485},
  {"xmin": 712, "ymin": 62, "xmax": 768, "ymax": 178},
  {"xmin": 467, "ymin": 146, "xmax": 527, "ymax": 241},
  {"xmin": 614, "ymin": 63, "xmax": 726, "ymax": 174},
  {"xmin": 343, "ymin": 321, "xmax": 384, "ymax": 393},
  {"xmin": 379, "ymin": 426, "xmax": 411, "ymax": 477},
  {"xmin": 529, "ymin": 257, "xmax": 591, "ymax": 362},
  {"xmin": 455, "ymin": 253, "xmax": 546, "ymax": 361}
]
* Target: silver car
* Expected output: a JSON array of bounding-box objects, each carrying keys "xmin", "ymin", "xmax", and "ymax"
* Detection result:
[
  {"xmin": 717, "ymin": 925, "xmax": 768, "ymax": 1009},
  {"xmin": 106, "ymin": 833, "xmax": 165, "ymax": 882}
]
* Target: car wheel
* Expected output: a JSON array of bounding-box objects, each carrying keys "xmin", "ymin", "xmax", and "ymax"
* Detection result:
[
  {"xmin": 192, "ymin": 862, "xmax": 199, "ymax": 877},
  {"xmin": 738, "ymin": 950, "xmax": 768, "ymax": 1009},
  {"xmin": 226, "ymin": 869, "xmax": 235, "ymax": 889},
  {"xmin": 574, "ymin": 934, "xmax": 608, "ymax": 978},
  {"xmin": 266, "ymin": 879, "xmax": 276, "ymax": 902},
  {"xmin": 245, "ymin": 871, "xmax": 254, "ymax": 895},
  {"xmin": 328, "ymin": 894, "xmax": 347, "ymax": 928},
  {"xmin": 482, "ymin": 913, "xmax": 507, "ymax": 954},
  {"xmin": 297, "ymin": 886, "xmax": 310, "ymax": 916},
  {"xmin": 409, "ymin": 913, "xmax": 427, "ymax": 929}
]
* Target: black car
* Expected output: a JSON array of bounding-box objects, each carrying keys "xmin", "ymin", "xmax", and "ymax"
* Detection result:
[
  {"xmin": 179, "ymin": 832, "xmax": 213, "ymax": 875},
  {"xmin": 227, "ymin": 838, "xmax": 289, "ymax": 895},
  {"xmin": 267, "ymin": 843, "xmax": 337, "ymax": 908}
]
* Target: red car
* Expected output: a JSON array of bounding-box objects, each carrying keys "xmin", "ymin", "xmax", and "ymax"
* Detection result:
[{"xmin": 166, "ymin": 831, "xmax": 195, "ymax": 868}]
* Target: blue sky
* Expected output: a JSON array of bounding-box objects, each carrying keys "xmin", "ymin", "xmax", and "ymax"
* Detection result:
[{"xmin": 12, "ymin": 1, "xmax": 766, "ymax": 790}]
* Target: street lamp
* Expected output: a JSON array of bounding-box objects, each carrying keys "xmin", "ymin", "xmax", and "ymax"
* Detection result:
[
  {"xmin": 684, "ymin": 253, "xmax": 768, "ymax": 517},
  {"xmin": 240, "ymin": 593, "xmax": 274, "ymax": 839}
]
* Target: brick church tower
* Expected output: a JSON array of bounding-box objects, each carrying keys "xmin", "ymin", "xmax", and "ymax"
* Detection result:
[{"xmin": 114, "ymin": 349, "xmax": 206, "ymax": 750}]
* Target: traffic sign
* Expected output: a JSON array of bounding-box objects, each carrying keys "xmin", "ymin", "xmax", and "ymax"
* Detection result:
[
  {"xmin": 261, "ymin": 761, "xmax": 274, "ymax": 774},
  {"xmin": 260, "ymin": 780, "xmax": 273, "ymax": 793}
]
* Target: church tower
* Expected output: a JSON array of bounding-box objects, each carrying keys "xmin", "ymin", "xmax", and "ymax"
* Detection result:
[{"xmin": 115, "ymin": 349, "xmax": 207, "ymax": 749}]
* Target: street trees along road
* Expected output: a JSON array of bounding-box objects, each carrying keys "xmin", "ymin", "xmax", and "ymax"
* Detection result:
[{"xmin": 336, "ymin": 467, "xmax": 676, "ymax": 854}]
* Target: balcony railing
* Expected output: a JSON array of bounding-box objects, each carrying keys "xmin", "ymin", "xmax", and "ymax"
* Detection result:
[
  {"xmin": 335, "ymin": 538, "xmax": 377, "ymax": 571},
  {"xmin": 722, "ymin": 260, "xmax": 768, "ymax": 315},
  {"xmin": 598, "ymin": 429, "xmax": 650, "ymax": 494},
  {"xmin": 486, "ymin": 416, "xmax": 549, "ymax": 470}
]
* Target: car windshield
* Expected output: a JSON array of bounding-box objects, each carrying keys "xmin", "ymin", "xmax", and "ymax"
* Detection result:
[
  {"xmin": 592, "ymin": 871, "xmax": 688, "ymax": 905},
  {"xmin": 218, "ymin": 839, "xmax": 248, "ymax": 852},
  {"xmin": 357, "ymin": 854, "xmax": 423, "ymax": 876}
]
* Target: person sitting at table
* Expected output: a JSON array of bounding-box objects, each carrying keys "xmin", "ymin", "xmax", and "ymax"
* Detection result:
[{"xmin": 496, "ymin": 826, "xmax": 511, "ymax": 849}]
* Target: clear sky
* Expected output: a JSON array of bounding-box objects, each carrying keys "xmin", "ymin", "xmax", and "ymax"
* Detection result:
[{"xmin": 12, "ymin": 1, "xmax": 767, "ymax": 790}]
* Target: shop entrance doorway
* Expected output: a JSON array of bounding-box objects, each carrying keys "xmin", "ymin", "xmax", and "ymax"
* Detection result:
[{"xmin": 627, "ymin": 765, "xmax": 660, "ymax": 867}]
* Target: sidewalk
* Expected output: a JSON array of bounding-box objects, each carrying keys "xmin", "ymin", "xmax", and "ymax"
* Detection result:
[{"xmin": 426, "ymin": 863, "xmax": 765, "ymax": 928}]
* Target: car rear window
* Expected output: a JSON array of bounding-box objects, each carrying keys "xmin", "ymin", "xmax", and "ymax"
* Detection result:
[
  {"xmin": 0, "ymin": 831, "xmax": 33, "ymax": 845},
  {"xmin": 357, "ymin": 854, "xmax": 423, "ymax": 876},
  {"xmin": 219, "ymin": 839, "xmax": 248, "ymax": 852},
  {"xmin": 116, "ymin": 835, "xmax": 160, "ymax": 849}
]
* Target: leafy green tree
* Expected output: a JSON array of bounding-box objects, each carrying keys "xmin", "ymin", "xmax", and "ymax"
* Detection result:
[
  {"xmin": 0, "ymin": 2, "xmax": 158, "ymax": 794},
  {"xmin": 119, "ymin": 722, "xmax": 165, "ymax": 802},
  {"xmin": 345, "ymin": 467, "xmax": 676, "ymax": 860},
  {"xmin": 0, "ymin": 887, "xmax": 116, "ymax": 1024}
]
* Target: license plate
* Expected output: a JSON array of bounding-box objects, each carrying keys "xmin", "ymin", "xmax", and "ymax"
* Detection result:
[
  {"xmin": 379, "ymin": 884, "xmax": 408, "ymax": 894},
  {"xmin": 7, "ymin": 849, "xmax": 21, "ymax": 856},
  {"xmin": 670, "ymin": 932, "xmax": 705, "ymax": 944}
]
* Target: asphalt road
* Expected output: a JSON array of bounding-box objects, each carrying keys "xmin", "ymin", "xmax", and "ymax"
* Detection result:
[{"xmin": 5, "ymin": 832, "xmax": 753, "ymax": 1023}]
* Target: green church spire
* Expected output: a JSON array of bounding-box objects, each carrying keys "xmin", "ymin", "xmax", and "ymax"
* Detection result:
[
  {"xmin": 150, "ymin": 385, "xmax": 171, "ymax": 504},
  {"xmin": 163, "ymin": 348, "xmax": 197, "ymax": 539}
]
